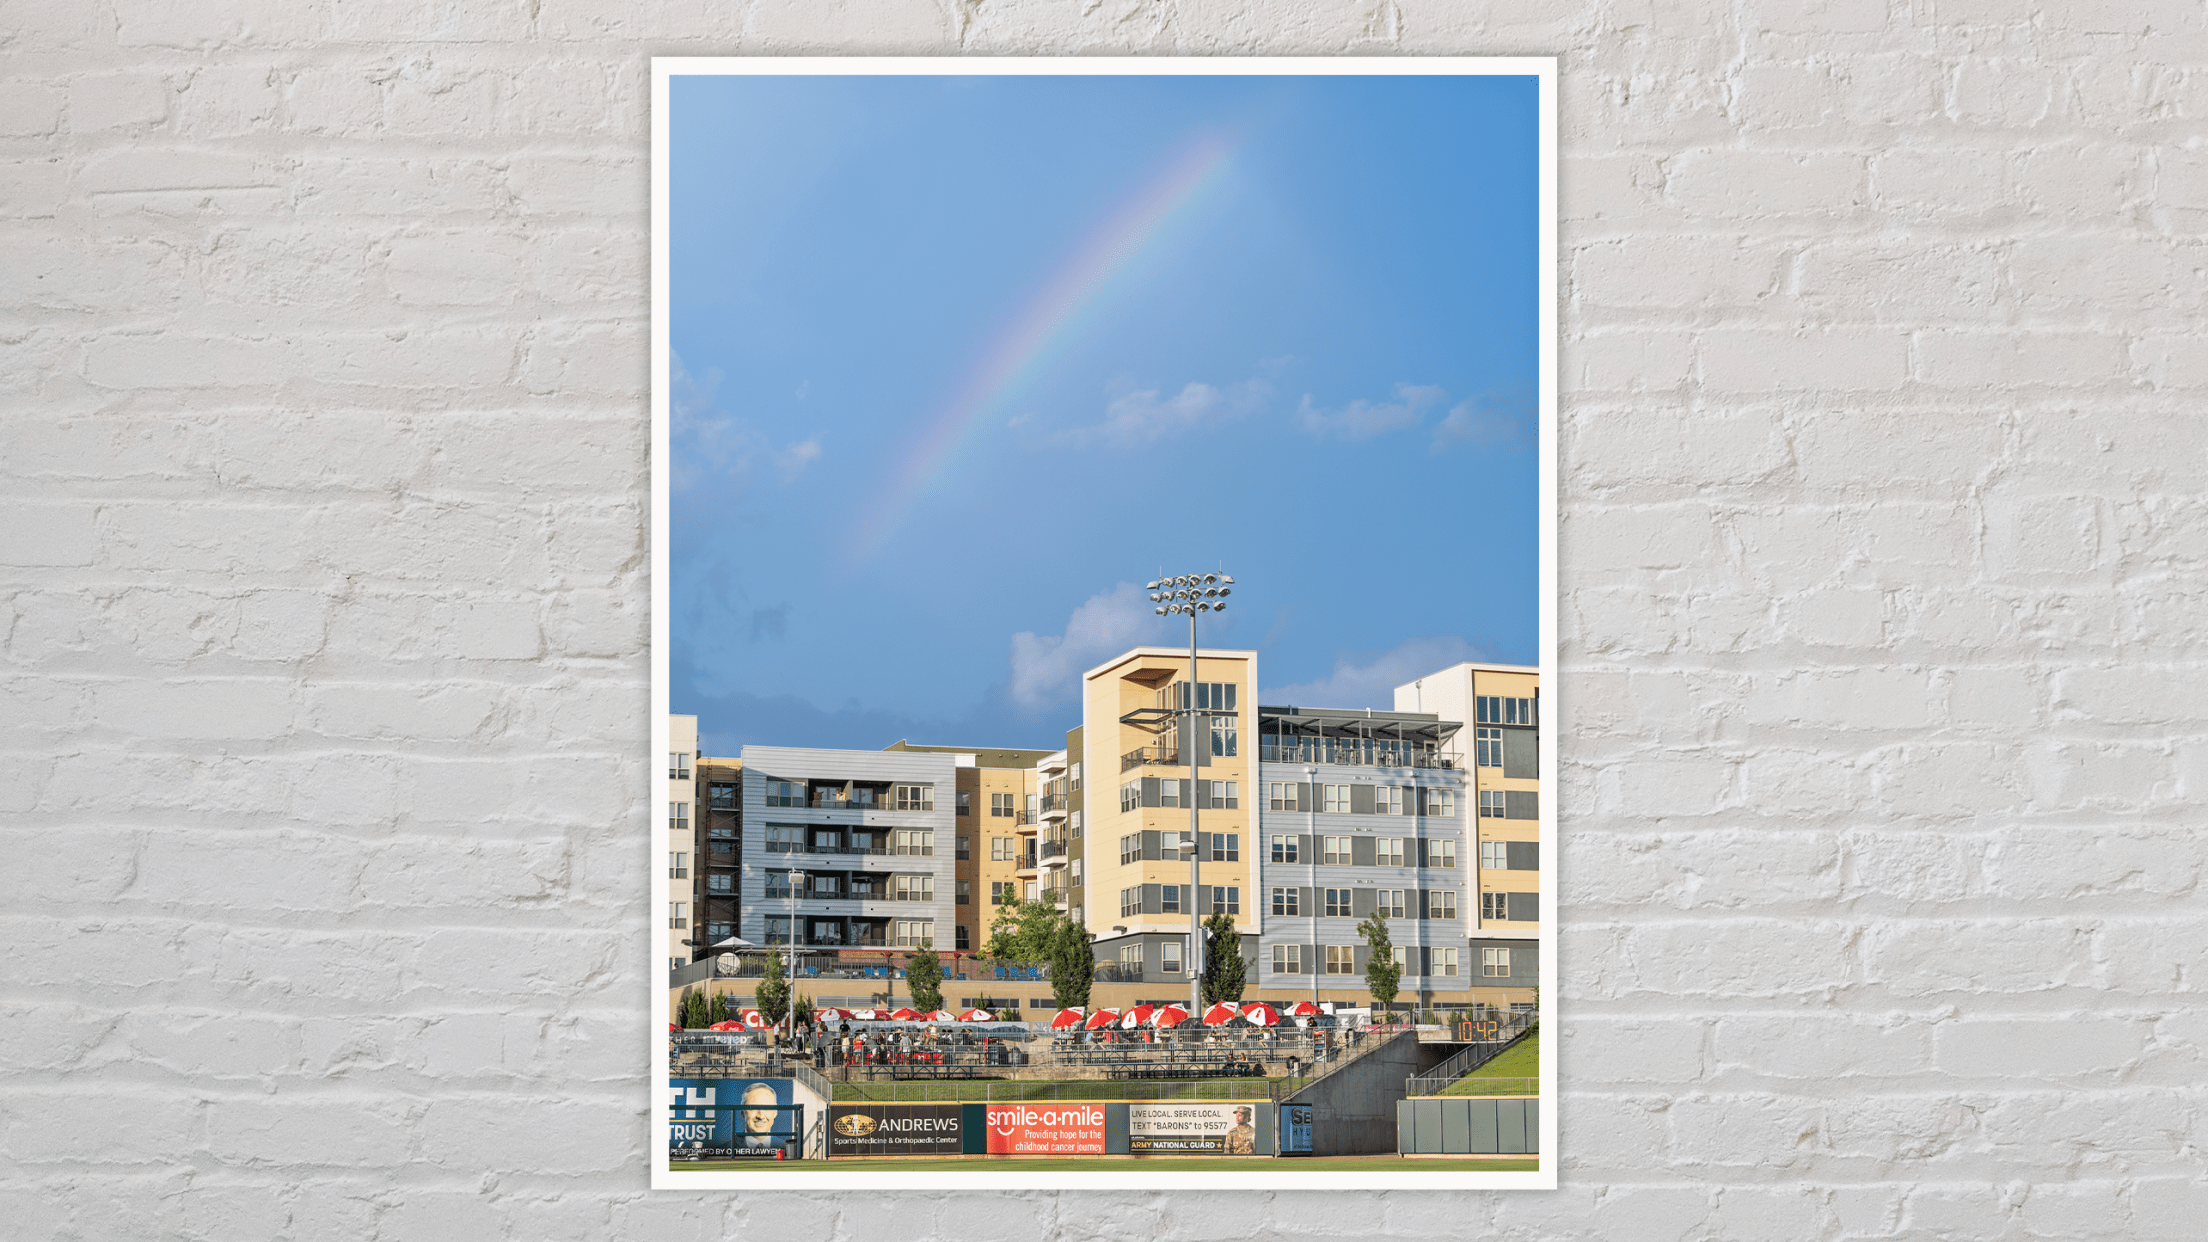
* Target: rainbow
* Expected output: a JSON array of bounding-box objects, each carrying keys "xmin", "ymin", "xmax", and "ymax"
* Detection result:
[{"xmin": 848, "ymin": 133, "xmax": 1237, "ymax": 560}]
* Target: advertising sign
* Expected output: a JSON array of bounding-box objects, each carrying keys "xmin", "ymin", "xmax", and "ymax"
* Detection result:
[
  {"xmin": 827, "ymin": 1104, "xmax": 964, "ymax": 1157},
  {"xmin": 668, "ymin": 1079, "xmax": 798, "ymax": 1160},
  {"xmin": 983, "ymin": 1103, "xmax": 1107, "ymax": 1154},
  {"xmin": 1281, "ymin": 1104, "xmax": 1315, "ymax": 1156},
  {"xmin": 1127, "ymin": 1103, "xmax": 1260, "ymax": 1154}
]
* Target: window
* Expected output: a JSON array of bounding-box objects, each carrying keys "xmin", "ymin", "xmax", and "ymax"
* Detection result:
[
  {"xmin": 812, "ymin": 829, "xmax": 841, "ymax": 852},
  {"xmin": 707, "ymin": 873, "xmax": 733, "ymax": 894},
  {"xmin": 668, "ymin": 902, "xmax": 686, "ymax": 928},
  {"xmin": 1476, "ymin": 727, "xmax": 1502, "ymax": 768},
  {"xmin": 1325, "ymin": 945, "xmax": 1355, "ymax": 975},
  {"xmin": 991, "ymin": 881, "xmax": 1013, "ymax": 905},
  {"xmin": 1324, "ymin": 888, "xmax": 1352, "ymax": 917},
  {"xmin": 669, "ymin": 752, "xmax": 690, "ymax": 779},
  {"xmin": 1390, "ymin": 944, "xmax": 1409, "ymax": 972},
  {"xmin": 992, "ymin": 837, "xmax": 1013, "ymax": 862},
  {"xmin": 1070, "ymin": 762, "xmax": 1082, "ymax": 790},
  {"xmin": 892, "ymin": 829, "xmax": 934, "ymax": 856},
  {"xmin": 1377, "ymin": 838, "xmax": 1405, "ymax": 867},
  {"xmin": 1202, "ymin": 780, "xmax": 1239, "ymax": 810},
  {"xmin": 764, "ymin": 917, "xmax": 791, "ymax": 944},
  {"xmin": 766, "ymin": 780, "xmax": 801, "ymax": 808},
  {"xmin": 1482, "ymin": 946, "xmax": 1512, "ymax": 977},
  {"xmin": 957, "ymin": 790, "xmax": 972, "ymax": 816},
  {"xmin": 1271, "ymin": 943, "xmax": 1302, "ymax": 974},
  {"xmin": 1160, "ymin": 831, "xmax": 1187, "ymax": 858},
  {"xmin": 808, "ymin": 875, "xmax": 838, "ymax": 897},
  {"xmin": 1422, "ymin": 788, "xmax": 1457, "ymax": 818},
  {"xmin": 1208, "ymin": 833, "xmax": 1239, "ymax": 862},
  {"xmin": 892, "ymin": 874, "xmax": 934, "ymax": 902},
  {"xmin": 668, "ymin": 851, "xmax": 687, "ymax": 878},
  {"xmin": 707, "ymin": 920, "xmax": 732, "ymax": 941},
  {"xmin": 764, "ymin": 873, "xmax": 801, "ymax": 899},
  {"xmin": 1157, "ymin": 779, "xmax": 1181, "ymax": 809},
  {"xmin": 1376, "ymin": 786, "xmax": 1405, "ymax": 815},
  {"xmin": 765, "ymin": 824, "xmax": 802, "ymax": 853},
  {"xmin": 1027, "ymin": 794, "xmax": 1038, "ymax": 819},
  {"xmin": 1160, "ymin": 885, "xmax": 1182, "ymax": 914},
  {"xmin": 1120, "ymin": 887, "xmax": 1139, "ymax": 918},
  {"xmin": 1428, "ymin": 890, "xmax": 1458, "ymax": 920},
  {"xmin": 1072, "ymin": 858, "xmax": 1083, "ymax": 883},
  {"xmin": 956, "ymin": 835, "xmax": 970, "ymax": 860},
  {"xmin": 1163, "ymin": 680, "xmax": 1238, "ymax": 712},
  {"xmin": 1209, "ymin": 885, "xmax": 1240, "ymax": 915},
  {"xmin": 1271, "ymin": 887, "xmax": 1299, "ymax": 917},
  {"xmin": 956, "ymin": 925, "xmax": 971, "ymax": 950},
  {"xmin": 1480, "ymin": 790, "xmax": 1506, "ymax": 818},
  {"xmin": 1270, "ymin": 835, "xmax": 1299, "ymax": 864},
  {"xmin": 1480, "ymin": 841, "xmax": 1507, "ymax": 871},
  {"xmin": 1432, "ymin": 947, "xmax": 1460, "ymax": 977},
  {"xmin": 1427, "ymin": 838, "xmax": 1458, "ymax": 868},
  {"xmin": 1376, "ymin": 889, "xmax": 1405, "ymax": 918},
  {"xmin": 1209, "ymin": 713, "xmax": 1238, "ymax": 758},
  {"xmin": 1071, "ymin": 810, "xmax": 1082, "ymax": 836},
  {"xmin": 1322, "ymin": 784, "xmax": 1351, "ymax": 814},
  {"xmin": 894, "ymin": 783, "xmax": 934, "ymax": 811},
  {"xmin": 708, "ymin": 781, "xmax": 736, "ymax": 810},
  {"xmin": 850, "ymin": 829, "xmax": 879, "ymax": 854},
  {"xmin": 1476, "ymin": 695, "xmax": 1537, "ymax": 726},
  {"xmin": 1161, "ymin": 939, "xmax": 1183, "ymax": 974},
  {"xmin": 848, "ymin": 875, "xmax": 876, "ymax": 898},
  {"xmin": 1121, "ymin": 943, "xmax": 1144, "ymax": 968},
  {"xmin": 668, "ymin": 801, "xmax": 689, "ymax": 833},
  {"xmin": 1322, "ymin": 836, "xmax": 1351, "ymax": 865},
  {"xmin": 1268, "ymin": 783, "xmax": 1303, "ymax": 812},
  {"xmin": 892, "ymin": 920, "xmax": 931, "ymax": 948},
  {"xmin": 991, "ymin": 792, "xmax": 1014, "ymax": 817},
  {"xmin": 1120, "ymin": 780, "xmax": 1141, "ymax": 813},
  {"xmin": 1482, "ymin": 891, "xmax": 1510, "ymax": 921}
]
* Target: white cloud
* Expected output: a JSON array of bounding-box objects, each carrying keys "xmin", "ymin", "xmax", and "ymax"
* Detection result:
[
  {"xmin": 671, "ymin": 354, "xmax": 822, "ymax": 490},
  {"xmin": 1057, "ymin": 379, "xmax": 1271, "ymax": 448},
  {"xmin": 1008, "ymin": 584, "xmax": 1167, "ymax": 708},
  {"xmin": 1430, "ymin": 385, "xmax": 1536, "ymax": 452},
  {"xmin": 1294, "ymin": 383, "xmax": 1446, "ymax": 441},
  {"xmin": 1261, "ymin": 636, "xmax": 1494, "ymax": 711}
]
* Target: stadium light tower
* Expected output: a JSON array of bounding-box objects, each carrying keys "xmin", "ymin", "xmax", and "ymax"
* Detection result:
[
  {"xmin": 1146, "ymin": 571, "xmax": 1233, "ymax": 1025},
  {"xmin": 785, "ymin": 868, "xmax": 805, "ymax": 1040}
]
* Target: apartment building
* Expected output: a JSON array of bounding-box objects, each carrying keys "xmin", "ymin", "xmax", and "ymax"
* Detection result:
[
  {"xmin": 1397, "ymin": 662, "xmax": 1541, "ymax": 1008},
  {"xmin": 667, "ymin": 716, "xmax": 698, "ymax": 975},
  {"xmin": 737, "ymin": 746, "xmax": 959, "ymax": 953},
  {"xmin": 881, "ymin": 741, "xmax": 1055, "ymax": 954},
  {"xmin": 694, "ymin": 753, "xmax": 742, "ymax": 959}
]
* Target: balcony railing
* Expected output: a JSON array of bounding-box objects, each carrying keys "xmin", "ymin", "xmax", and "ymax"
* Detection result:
[
  {"xmin": 1259, "ymin": 740, "xmax": 1457, "ymax": 770},
  {"xmin": 1122, "ymin": 745, "xmax": 1183, "ymax": 771},
  {"xmin": 764, "ymin": 841, "xmax": 891, "ymax": 857},
  {"xmin": 1037, "ymin": 840, "xmax": 1067, "ymax": 862},
  {"xmin": 1040, "ymin": 794, "xmax": 1067, "ymax": 814}
]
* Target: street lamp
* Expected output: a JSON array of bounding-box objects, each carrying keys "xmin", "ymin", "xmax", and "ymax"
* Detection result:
[
  {"xmin": 785, "ymin": 869, "xmax": 806, "ymax": 1040},
  {"xmin": 1147, "ymin": 571, "xmax": 1234, "ymax": 1024}
]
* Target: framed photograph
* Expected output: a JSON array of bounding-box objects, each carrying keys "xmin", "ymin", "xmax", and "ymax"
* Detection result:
[{"xmin": 652, "ymin": 56, "xmax": 1556, "ymax": 1189}]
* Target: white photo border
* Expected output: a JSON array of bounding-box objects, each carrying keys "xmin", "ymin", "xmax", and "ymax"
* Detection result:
[{"xmin": 651, "ymin": 54, "xmax": 1558, "ymax": 1191}]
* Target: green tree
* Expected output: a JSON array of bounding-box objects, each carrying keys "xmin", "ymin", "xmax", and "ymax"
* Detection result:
[
  {"xmin": 707, "ymin": 991, "xmax": 730, "ymax": 1026},
  {"xmin": 984, "ymin": 895, "xmax": 1069, "ymax": 963},
  {"xmin": 907, "ymin": 941, "xmax": 944, "ymax": 1014},
  {"xmin": 1357, "ymin": 913, "xmax": 1402, "ymax": 1019},
  {"xmin": 1199, "ymin": 911, "xmax": 1245, "ymax": 1006},
  {"xmin": 676, "ymin": 987, "xmax": 697, "ymax": 1029},
  {"xmin": 792, "ymin": 993, "xmax": 814, "ymax": 1029},
  {"xmin": 756, "ymin": 951, "xmax": 791, "ymax": 1027},
  {"xmin": 1047, "ymin": 920, "xmax": 1094, "ymax": 1009}
]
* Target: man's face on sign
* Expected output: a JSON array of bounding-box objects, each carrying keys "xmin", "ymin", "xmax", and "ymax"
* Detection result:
[{"xmin": 743, "ymin": 1085, "xmax": 777, "ymax": 1133}]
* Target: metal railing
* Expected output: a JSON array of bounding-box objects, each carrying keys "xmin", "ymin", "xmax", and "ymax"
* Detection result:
[
  {"xmin": 1404, "ymin": 1017, "xmax": 1536, "ymax": 1095},
  {"xmin": 1259, "ymin": 741, "xmax": 1458, "ymax": 770},
  {"xmin": 1122, "ymin": 745, "xmax": 1183, "ymax": 771},
  {"xmin": 830, "ymin": 1078, "xmax": 1276, "ymax": 1103}
]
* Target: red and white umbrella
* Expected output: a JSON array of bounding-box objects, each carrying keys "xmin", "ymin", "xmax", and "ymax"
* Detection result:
[
  {"xmin": 1241, "ymin": 1003, "xmax": 1280, "ymax": 1026},
  {"xmin": 922, "ymin": 1010, "xmax": 957, "ymax": 1023},
  {"xmin": 959, "ymin": 1009, "xmax": 997, "ymax": 1022},
  {"xmin": 1201, "ymin": 1002, "xmax": 1241, "ymax": 1026},
  {"xmin": 740, "ymin": 1010, "xmax": 769, "ymax": 1029},
  {"xmin": 1083, "ymin": 1008, "xmax": 1123, "ymax": 1031},
  {"xmin": 707, "ymin": 1020, "xmax": 742, "ymax": 1031},
  {"xmin": 1120, "ymin": 1004, "xmax": 1156, "ymax": 1030},
  {"xmin": 817, "ymin": 1008, "xmax": 854, "ymax": 1021},
  {"xmin": 849, "ymin": 1009, "xmax": 881, "ymax": 1021},
  {"xmin": 1149, "ymin": 1004, "xmax": 1189, "ymax": 1028},
  {"xmin": 1285, "ymin": 1001, "xmax": 1322, "ymax": 1018},
  {"xmin": 1049, "ymin": 1008, "xmax": 1087, "ymax": 1031},
  {"xmin": 887, "ymin": 1007, "xmax": 923, "ymax": 1022},
  {"xmin": 668, "ymin": 1022, "xmax": 682, "ymax": 1033}
]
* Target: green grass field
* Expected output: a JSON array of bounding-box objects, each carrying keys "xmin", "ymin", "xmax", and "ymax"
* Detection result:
[
  {"xmin": 1436, "ymin": 1029, "xmax": 1539, "ymax": 1096},
  {"xmin": 679, "ymin": 1155, "xmax": 1539, "ymax": 1173}
]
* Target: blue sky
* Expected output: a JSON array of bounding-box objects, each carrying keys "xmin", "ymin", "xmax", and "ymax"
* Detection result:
[{"xmin": 668, "ymin": 72, "xmax": 1541, "ymax": 755}]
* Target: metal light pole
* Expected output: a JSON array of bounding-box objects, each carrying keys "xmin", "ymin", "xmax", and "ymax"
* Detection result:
[
  {"xmin": 1306, "ymin": 764, "xmax": 1319, "ymax": 1010},
  {"xmin": 785, "ymin": 868, "xmax": 805, "ymax": 1041},
  {"xmin": 1147, "ymin": 571, "xmax": 1232, "ymax": 1027}
]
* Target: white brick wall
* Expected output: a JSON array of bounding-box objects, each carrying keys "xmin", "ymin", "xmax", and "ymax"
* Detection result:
[{"xmin": 5, "ymin": 2, "xmax": 2203, "ymax": 1235}]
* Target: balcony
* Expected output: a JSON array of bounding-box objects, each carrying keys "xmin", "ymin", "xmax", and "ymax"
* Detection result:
[
  {"xmin": 1259, "ymin": 739, "xmax": 1458, "ymax": 770},
  {"xmin": 1122, "ymin": 745, "xmax": 1183, "ymax": 772},
  {"xmin": 1037, "ymin": 840, "xmax": 1068, "ymax": 866},
  {"xmin": 764, "ymin": 840, "xmax": 891, "ymax": 858},
  {"xmin": 1040, "ymin": 794, "xmax": 1067, "ymax": 815}
]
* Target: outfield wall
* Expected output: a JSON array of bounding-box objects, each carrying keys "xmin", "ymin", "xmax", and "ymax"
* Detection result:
[{"xmin": 815, "ymin": 1101, "xmax": 1276, "ymax": 1158}]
